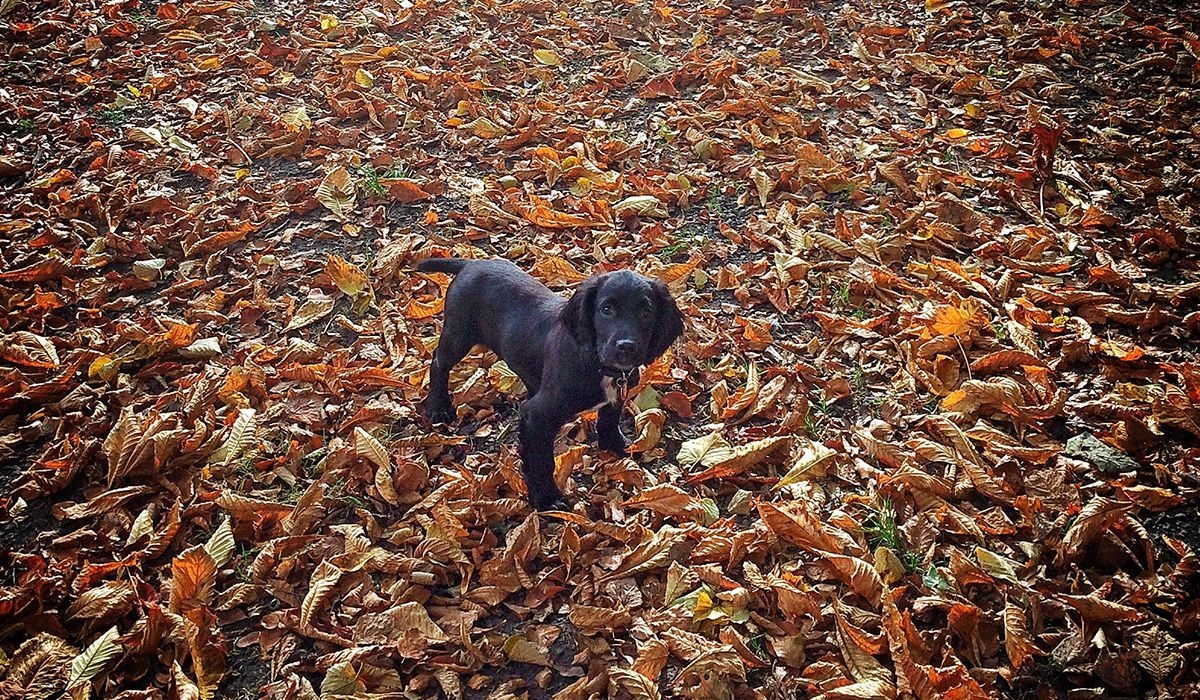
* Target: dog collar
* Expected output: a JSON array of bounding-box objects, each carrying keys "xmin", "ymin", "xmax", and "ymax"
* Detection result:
[{"xmin": 600, "ymin": 365, "xmax": 637, "ymax": 385}]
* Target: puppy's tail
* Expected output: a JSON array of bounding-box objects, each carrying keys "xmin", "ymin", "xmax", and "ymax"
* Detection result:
[{"xmin": 417, "ymin": 258, "xmax": 469, "ymax": 275}]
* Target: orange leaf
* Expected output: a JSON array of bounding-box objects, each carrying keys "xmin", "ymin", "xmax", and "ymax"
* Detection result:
[
  {"xmin": 660, "ymin": 391, "xmax": 693, "ymax": 417},
  {"xmin": 658, "ymin": 258, "xmax": 700, "ymax": 286},
  {"xmin": 0, "ymin": 331, "xmax": 59, "ymax": 368},
  {"xmin": 185, "ymin": 224, "xmax": 252, "ymax": 258},
  {"xmin": 720, "ymin": 363, "xmax": 761, "ymax": 420},
  {"xmin": 622, "ymin": 483, "xmax": 698, "ymax": 517},
  {"xmin": 757, "ymin": 501, "xmax": 849, "ymax": 555},
  {"xmin": 169, "ymin": 546, "xmax": 217, "ymax": 612},
  {"xmin": 380, "ymin": 178, "xmax": 433, "ymax": 203},
  {"xmin": 0, "ymin": 256, "xmax": 70, "ymax": 283},
  {"xmin": 969, "ymin": 350, "xmax": 1045, "ymax": 374},
  {"xmin": 929, "ymin": 299, "xmax": 982, "ymax": 337},
  {"xmin": 406, "ymin": 297, "xmax": 444, "ymax": 319},
  {"xmin": 1004, "ymin": 601, "xmax": 1037, "ymax": 668},
  {"xmin": 325, "ymin": 254, "xmax": 369, "ymax": 296},
  {"xmin": 1060, "ymin": 592, "xmax": 1140, "ymax": 623},
  {"xmin": 518, "ymin": 195, "xmax": 600, "ymax": 229},
  {"xmin": 638, "ymin": 74, "xmax": 680, "ymax": 98}
]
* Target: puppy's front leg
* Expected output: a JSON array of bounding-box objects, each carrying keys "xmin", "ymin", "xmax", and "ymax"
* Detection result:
[
  {"xmin": 518, "ymin": 397, "xmax": 570, "ymax": 511},
  {"xmin": 596, "ymin": 403, "xmax": 628, "ymax": 457}
]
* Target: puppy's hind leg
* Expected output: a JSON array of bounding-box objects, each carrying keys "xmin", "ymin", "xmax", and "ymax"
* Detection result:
[
  {"xmin": 423, "ymin": 316, "xmax": 473, "ymax": 424},
  {"xmin": 518, "ymin": 396, "xmax": 571, "ymax": 511}
]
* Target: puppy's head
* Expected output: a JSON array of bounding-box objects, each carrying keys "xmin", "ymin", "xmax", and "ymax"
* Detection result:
[{"xmin": 563, "ymin": 270, "xmax": 684, "ymax": 370}]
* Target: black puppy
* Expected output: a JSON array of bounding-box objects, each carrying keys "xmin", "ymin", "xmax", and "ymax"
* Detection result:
[{"xmin": 417, "ymin": 258, "xmax": 684, "ymax": 510}]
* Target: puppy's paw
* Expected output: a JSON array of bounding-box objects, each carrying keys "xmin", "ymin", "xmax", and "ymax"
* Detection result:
[
  {"xmin": 538, "ymin": 497, "xmax": 570, "ymax": 512},
  {"xmin": 598, "ymin": 430, "xmax": 628, "ymax": 457},
  {"xmin": 421, "ymin": 397, "xmax": 455, "ymax": 424},
  {"xmin": 530, "ymin": 489, "xmax": 568, "ymax": 512}
]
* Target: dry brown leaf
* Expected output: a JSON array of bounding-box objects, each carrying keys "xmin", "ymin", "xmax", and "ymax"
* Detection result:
[
  {"xmin": 315, "ymin": 166, "xmax": 357, "ymax": 219},
  {"xmin": 1062, "ymin": 497, "xmax": 1131, "ymax": 561}
]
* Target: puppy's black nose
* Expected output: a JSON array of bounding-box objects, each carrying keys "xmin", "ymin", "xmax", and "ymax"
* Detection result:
[{"xmin": 615, "ymin": 339, "xmax": 636, "ymax": 356}]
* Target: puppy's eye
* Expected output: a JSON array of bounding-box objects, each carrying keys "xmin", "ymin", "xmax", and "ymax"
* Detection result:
[{"xmin": 600, "ymin": 303, "xmax": 616, "ymax": 316}]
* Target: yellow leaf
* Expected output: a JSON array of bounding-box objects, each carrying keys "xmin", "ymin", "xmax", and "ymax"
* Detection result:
[
  {"xmin": 531, "ymin": 255, "xmax": 589, "ymax": 285},
  {"xmin": 325, "ymin": 254, "xmax": 369, "ymax": 296},
  {"xmin": 390, "ymin": 601, "xmax": 449, "ymax": 642},
  {"xmin": 354, "ymin": 68, "xmax": 375, "ymax": 87},
  {"xmin": 489, "ymin": 361, "xmax": 526, "ymax": 394},
  {"xmin": 203, "ymin": 517, "xmax": 235, "ymax": 567},
  {"xmin": 775, "ymin": 439, "xmax": 836, "ymax": 489},
  {"xmin": 207, "ymin": 407, "xmax": 257, "ymax": 467},
  {"xmin": 750, "ymin": 168, "xmax": 774, "ymax": 208},
  {"xmin": 321, "ymin": 662, "xmax": 366, "ymax": 696},
  {"xmin": 691, "ymin": 434, "xmax": 792, "ymax": 485},
  {"xmin": 285, "ymin": 293, "xmax": 337, "ymax": 330},
  {"xmin": 280, "ymin": 104, "xmax": 311, "ymax": 132},
  {"xmin": 319, "ymin": 13, "xmax": 339, "ymax": 31},
  {"xmin": 975, "ymin": 546, "xmax": 1020, "ymax": 585},
  {"xmin": 677, "ymin": 431, "xmax": 731, "ymax": 468},
  {"xmin": 503, "ymin": 635, "xmax": 550, "ymax": 665},
  {"xmin": 692, "ymin": 588, "xmax": 716, "ymax": 621},
  {"xmin": 300, "ymin": 560, "xmax": 341, "ymax": 629},
  {"xmin": 354, "ymin": 427, "xmax": 390, "ymax": 470},
  {"xmin": 873, "ymin": 546, "xmax": 906, "ymax": 585},
  {"xmin": 68, "ymin": 626, "xmax": 121, "ymax": 689},
  {"xmin": 464, "ymin": 116, "xmax": 507, "ymax": 139},
  {"xmin": 602, "ymin": 526, "xmax": 689, "ymax": 582},
  {"xmin": 612, "ymin": 195, "xmax": 669, "ymax": 218},
  {"xmin": 315, "ymin": 167, "xmax": 357, "ymax": 219},
  {"xmin": 944, "ymin": 127, "xmax": 970, "ymax": 139},
  {"xmin": 609, "ymin": 667, "xmax": 663, "ymax": 700},
  {"xmin": 533, "ymin": 48, "xmax": 562, "ymax": 66}
]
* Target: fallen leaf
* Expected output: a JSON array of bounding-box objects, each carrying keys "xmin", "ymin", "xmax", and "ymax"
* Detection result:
[{"xmin": 315, "ymin": 167, "xmax": 357, "ymax": 219}]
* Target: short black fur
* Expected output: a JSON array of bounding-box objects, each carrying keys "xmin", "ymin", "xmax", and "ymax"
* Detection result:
[{"xmin": 418, "ymin": 258, "xmax": 684, "ymax": 510}]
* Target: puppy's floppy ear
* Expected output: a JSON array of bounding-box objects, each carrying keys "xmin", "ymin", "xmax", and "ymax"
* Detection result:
[
  {"xmin": 562, "ymin": 275, "xmax": 601, "ymax": 347},
  {"xmin": 646, "ymin": 279, "xmax": 684, "ymax": 362}
]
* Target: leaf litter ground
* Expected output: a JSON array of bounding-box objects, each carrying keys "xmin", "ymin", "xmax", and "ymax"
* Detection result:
[{"xmin": 1, "ymin": 0, "xmax": 1199, "ymax": 697}]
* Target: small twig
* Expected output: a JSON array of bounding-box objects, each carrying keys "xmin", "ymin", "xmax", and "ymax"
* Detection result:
[{"xmin": 955, "ymin": 336, "xmax": 972, "ymax": 382}]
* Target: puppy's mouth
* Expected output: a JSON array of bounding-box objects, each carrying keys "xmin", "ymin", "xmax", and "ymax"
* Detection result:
[{"xmin": 599, "ymin": 353, "xmax": 639, "ymax": 372}]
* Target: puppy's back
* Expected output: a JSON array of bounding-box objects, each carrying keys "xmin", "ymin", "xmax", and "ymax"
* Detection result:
[
  {"xmin": 418, "ymin": 258, "xmax": 560, "ymax": 315},
  {"xmin": 417, "ymin": 258, "xmax": 470, "ymax": 274},
  {"xmin": 419, "ymin": 258, "xmax": 562, "ymax": 373}
]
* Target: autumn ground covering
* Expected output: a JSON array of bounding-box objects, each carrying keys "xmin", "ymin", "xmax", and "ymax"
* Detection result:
[{"xmin": 1, "ymin": 0, "xmax": 1199, "ymax": 697}]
